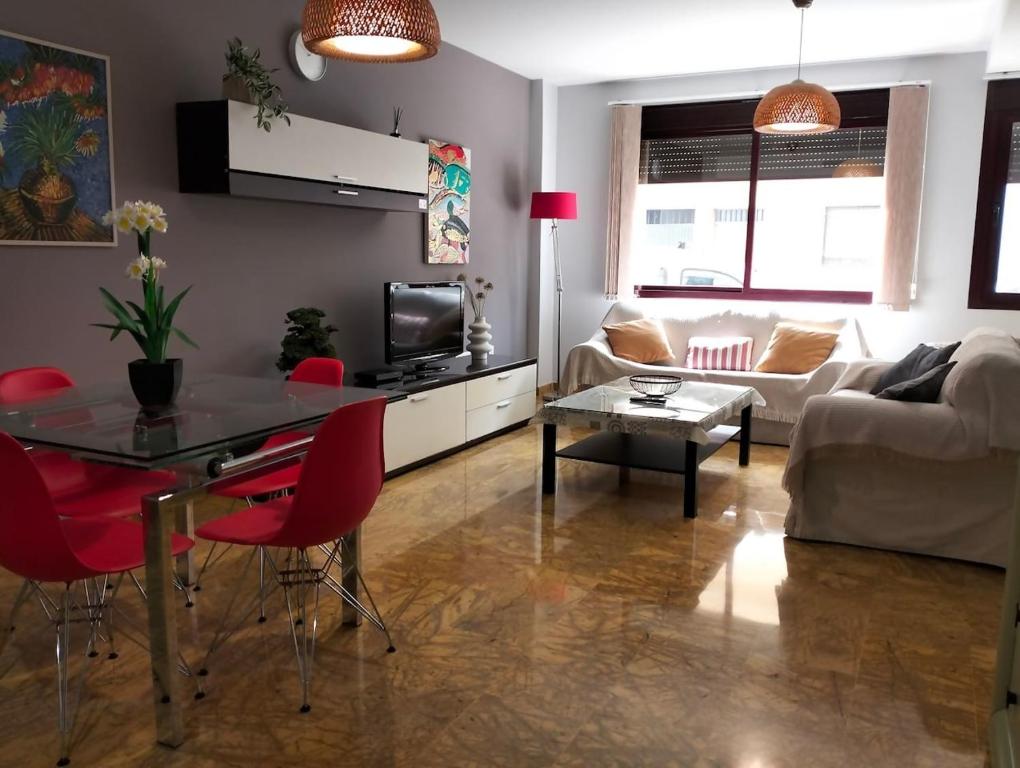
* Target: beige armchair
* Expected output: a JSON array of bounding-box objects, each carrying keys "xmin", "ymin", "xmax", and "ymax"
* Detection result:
[{"xmin": 783, "ymin": 328, "xmax": 1020, "ymax": 566}]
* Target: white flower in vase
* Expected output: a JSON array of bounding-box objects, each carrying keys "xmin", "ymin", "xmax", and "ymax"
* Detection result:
[{"xmin": 125, "ymin": 256, "xmax": 151, "ymax": 280}]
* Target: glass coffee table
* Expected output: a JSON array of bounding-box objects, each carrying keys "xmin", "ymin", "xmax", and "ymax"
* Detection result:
[{"xmin": 536, "ymin": 378, "xmax": 765, "ymax": 518}]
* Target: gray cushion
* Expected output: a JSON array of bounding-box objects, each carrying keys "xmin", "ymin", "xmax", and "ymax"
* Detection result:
[
  {"xmin": 870, "ymin": 341, "xmax": 961, "ymax": 395},
  {"xmin": 875, "ymin": 361, "xmax": 957, "ymax": 403}
]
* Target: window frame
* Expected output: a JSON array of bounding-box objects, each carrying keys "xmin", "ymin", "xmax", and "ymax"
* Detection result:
[
  {"xmin": 634, "ymin": 89, "xmax": 890, "ymax": 303},
  {"xmin": 968, "ymin": 79, "xmax": 1020, "ymax": 310}
]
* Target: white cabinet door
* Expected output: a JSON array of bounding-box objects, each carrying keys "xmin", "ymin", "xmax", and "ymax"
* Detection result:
[
  {"xmin": 383, "ymin": 384, "xmax": 466, "ymax": 472},
  {"xmin": 465, "ymin": 392, "xmax": 536, "ymax": 442},
  {"xmin": 227, "ymin": 101, "xmax": 427, "ymax": 194},
  {"xmin": 465, "ymin": 364, "xmax": 537, "ymax": 411}
]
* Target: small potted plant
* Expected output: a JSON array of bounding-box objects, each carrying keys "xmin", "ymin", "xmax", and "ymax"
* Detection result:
[
  {"xmin": 223, "ymin": 37, "xmax": 291, "ymax": 132},
  {"xmin": 94, "ymin": 201, "xmax": 197, "ymax": 412},
  {"xmin": 277, "ymin": 307, "xmax": 338, "ymax": 374},
  {"xmin": 457, "ymin": 274, "xmax": 494, "ymax": 364}
]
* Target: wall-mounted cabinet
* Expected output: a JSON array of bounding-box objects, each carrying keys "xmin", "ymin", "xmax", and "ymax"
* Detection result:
[{"xmin": 176, "ymin": 100, "xmax": 428, "ymax": 213}]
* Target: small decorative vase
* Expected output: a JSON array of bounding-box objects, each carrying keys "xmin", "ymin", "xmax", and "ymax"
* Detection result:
[
  {"xmin": 128, "ymin": 358, "xmax": 183, "ymax": 413},
  {"xmin": 222, "ymin": 75, "xmax": 254, "ymax": 104},
  {"xmin": 467, "ymin": 316, "xmax": 494, "ymax": 364},
  {"xmin": 18, "ymin": 165, "xmax": 77, "ymax": 225}
]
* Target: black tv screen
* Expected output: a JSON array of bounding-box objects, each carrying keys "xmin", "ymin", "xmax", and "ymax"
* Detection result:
[{"xmin": 385, "ymin": 282, "xmax": 465, "ymax": 365}]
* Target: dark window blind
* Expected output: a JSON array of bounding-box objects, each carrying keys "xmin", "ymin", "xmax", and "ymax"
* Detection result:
[
  {"xmin": 759, "ymin": 128, "xmax": 887, "ymax": 180},
  {"xmin": 640, "ymin": 133, "xmax": 752, "ymax": 184}
]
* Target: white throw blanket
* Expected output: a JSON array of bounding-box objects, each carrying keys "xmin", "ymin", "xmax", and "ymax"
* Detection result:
[
  {"xmin": 562, "ymin": 302, "xmax": 868, "ymax": 427},
  {"xmin": 783, "ymin": 327, "xmax": 1020, "ymax": 495}
]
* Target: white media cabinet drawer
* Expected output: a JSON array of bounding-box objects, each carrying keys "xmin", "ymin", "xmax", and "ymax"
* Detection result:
[
  {"xmin": 465, "ymin": 364, "xmax": 537, "ymax": 411},
  {"xmin": 384, "ymin": 383, "xmax": 466, "ymax": 471},
  {"xmin": 465, "ymin": 392, "xmax": 536, "ymax": 443}
]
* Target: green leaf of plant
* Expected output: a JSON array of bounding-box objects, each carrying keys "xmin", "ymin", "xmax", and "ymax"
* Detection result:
[
  {"xmin": 92, "ymin": 321, "xmax": 126, "ymax": 341},
  {"xmin": 125, "ymin": 300, "xmax": 156, "ymax": 340},
  {"xmin": 99, "ymin": 287, "xmax": 141, "ymax": 335},
  {"xmin": 173, "ymin": 327, "xmax": 200, "ymax": 349},
  {"xmin": 161, "ymin": 285, "xmax": 192, "ymax": 328}
]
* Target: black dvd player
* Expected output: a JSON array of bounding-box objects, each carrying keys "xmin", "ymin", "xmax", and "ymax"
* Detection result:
[{"xmin": 354, "ymin": 368, "xmax": 405, "ymax": 387}]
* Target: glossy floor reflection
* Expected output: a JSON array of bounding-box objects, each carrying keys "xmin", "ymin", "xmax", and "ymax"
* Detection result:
[{"xmin": 0, "ymin": 424, "xmax": 1003, "ymax": 766}]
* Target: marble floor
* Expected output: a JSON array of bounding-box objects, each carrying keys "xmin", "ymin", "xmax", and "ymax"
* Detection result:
[{"xmin": 0, "ymin": 424, "xmax": 1004, "ymax": 767}]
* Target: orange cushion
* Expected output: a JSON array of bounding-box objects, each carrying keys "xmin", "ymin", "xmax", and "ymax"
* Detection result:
[
  {"xmin": 602, "ymin": 318, "xmax": 675, "ymax": 364},
  {"xmin": 754, "ymin": 323, "xmax": 839, "ymax": 374}
]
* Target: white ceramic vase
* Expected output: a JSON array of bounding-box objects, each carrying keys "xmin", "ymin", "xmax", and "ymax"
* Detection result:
[{"xmin": 467, "ymin": 316, "xmax": 494, "ymax": 363}]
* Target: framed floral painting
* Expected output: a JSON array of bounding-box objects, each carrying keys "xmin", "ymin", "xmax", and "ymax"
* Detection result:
[
  {"xmin": 0, "ymin": 29, "xmax": 115, "ymax": 246},
  {"xmin": 426, "ymin": 140, "xmax": 470, "ymax": 264}
]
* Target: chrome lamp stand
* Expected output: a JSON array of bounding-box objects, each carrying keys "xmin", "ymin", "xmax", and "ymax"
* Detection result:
[{"xmin": 546, "ymin": 218, "xmax": 565, "ymax": 401}]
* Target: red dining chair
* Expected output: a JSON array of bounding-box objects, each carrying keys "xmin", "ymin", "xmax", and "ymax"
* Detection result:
[
  {"xmin": 197, "ymin": 357, "xmax": 345, "ymax": 620},
  {"xmin": 196, "ymin": 397, "xmax": 393, "ymax": 713},
  {"xmin": 0, "ymin": 367, "xmax": 194, "ymax": 617},
  {"xmin": 0, "ymin": 367, "xmax": 177, "ymax": 520},
  {"xmin": 0, "ymin": 431, "xmax": 195, "ymax": 767},
  {"xmin": 213, "ymin": 357, "xmax": 345, "ymax": 500}
]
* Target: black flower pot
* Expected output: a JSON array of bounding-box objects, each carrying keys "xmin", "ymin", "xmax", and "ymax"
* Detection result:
[{"xmin": 128, "ymin": 358, "xmax": 182, "ymax": 413}]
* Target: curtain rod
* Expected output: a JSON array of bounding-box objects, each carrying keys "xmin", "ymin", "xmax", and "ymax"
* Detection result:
[
  {"xmin": 608, "ymin": 79, "xmax": 929, "ymax": 107},
  {"xmin": 986, "ymin": 71, "xmax": 1020, "ymax": 81}
]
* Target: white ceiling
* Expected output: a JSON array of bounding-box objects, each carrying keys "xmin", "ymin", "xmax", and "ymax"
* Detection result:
[{"xmin": 430, "ymin": 0, "xmax": 1008, "ymax": 85}]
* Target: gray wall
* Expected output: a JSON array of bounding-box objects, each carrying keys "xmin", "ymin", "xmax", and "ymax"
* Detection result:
[
  {"xmin": 0, "ymin": 2, "xmax": 532, "ymax": 382},
  {"xmin": 556, "ymin": 52, "xmax": 1015, "ymax": 360}
]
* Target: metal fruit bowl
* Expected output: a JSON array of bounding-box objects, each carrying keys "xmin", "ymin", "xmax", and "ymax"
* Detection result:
[{"xmin": 629, "ymin": 374, "xmax": 683, "ymax": 398}]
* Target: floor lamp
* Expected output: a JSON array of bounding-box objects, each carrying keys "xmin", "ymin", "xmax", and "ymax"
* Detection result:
[{"xmin": 530, "ymin": 191, "xmax": 578, "ymax": 399}]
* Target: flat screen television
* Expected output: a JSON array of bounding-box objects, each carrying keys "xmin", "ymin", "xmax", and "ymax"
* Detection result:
[{"xmin": 385, "ymin": 282, "xmax": 465, "ymax": 371}]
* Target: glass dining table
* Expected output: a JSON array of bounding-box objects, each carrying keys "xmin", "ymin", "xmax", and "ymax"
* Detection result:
[{"xmin": 0, "ymin": 372, "xmax": 394, "ymax": 748}]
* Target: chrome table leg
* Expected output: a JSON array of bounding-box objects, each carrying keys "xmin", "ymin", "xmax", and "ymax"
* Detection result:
[{"xmin": 143, "ymin": 492, "xmax": 185, "ymax": 747}]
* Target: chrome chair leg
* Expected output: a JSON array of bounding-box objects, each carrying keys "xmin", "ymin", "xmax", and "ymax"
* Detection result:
[
  {"xmin": 82, "ymin": 579, "xmax": 99, "ymax": 659},
  {"xmin": 193, "ymin": 499, "xmax": 246, "ymax": 594},
  {"xmin": 283, "ymin": 549, "xmax": 321, "ymax": 713},
  {"xmin": 257, "ymin": 546, "xmax": 267, "ymax": 623},
  {"xmin": 192, "ymin": 540, "xmax": 220, "ymax": 593},
  {"xmin": 198, "ymin": 547, "xmax": 277, "ymax": 678},
  {"xmin": 55, "ymin": 585, "xmax": 72, "ymax": 767},
  {"xmin": 6, "ymin": 579, "xmax": 33, "ymax": 632},
  {"xmin": 172, "ymin": 574, "xmax": 195, "ymax": 608},
  {"xmin": 318, "ymin": 538, "xmax": 395, "ymax": 652},
  {"xmin": 106, "ymin": 574, "xmax": 125, "ymax": 660}
]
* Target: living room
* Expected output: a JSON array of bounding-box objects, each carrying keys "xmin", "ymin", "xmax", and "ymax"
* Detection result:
[{"xmin": 0, "ymin": 0, "xmax": 1018, "ymax": 766}]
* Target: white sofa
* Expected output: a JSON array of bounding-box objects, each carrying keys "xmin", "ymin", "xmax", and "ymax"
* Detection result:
[
  {"xmin": 561, "ymin": 301, "xmax": 869, "ymax": 446},
  {"xmin": 782, "ymin": 327, "xmax": 1020, "ymax": 567}
]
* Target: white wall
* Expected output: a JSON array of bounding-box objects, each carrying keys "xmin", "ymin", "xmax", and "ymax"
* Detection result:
[
  {"xmin": 526, "ymin": 80, "xmax": 560, "ymax": 386},
  {"xmin": 554, "ymin": 52, "xmax": 1018, "ymax": 360}
]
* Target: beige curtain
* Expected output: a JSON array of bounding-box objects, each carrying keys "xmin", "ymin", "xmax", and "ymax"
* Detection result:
[
  {"xmin": 604, "ymin": 105, "xmax": 642, "ymax": 300},
  {"xmin": 876, "ymin": 85, "xmax": 930, "ymax": 310}
]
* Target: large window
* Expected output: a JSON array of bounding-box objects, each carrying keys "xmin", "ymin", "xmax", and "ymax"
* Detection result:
[
  {"xmin": 969, "ymin": 79, "xmax": 1020, "ymax": 309},
  {"xmin": 635, "ymin": 90, "xmax": 890, "ymax": 302}
]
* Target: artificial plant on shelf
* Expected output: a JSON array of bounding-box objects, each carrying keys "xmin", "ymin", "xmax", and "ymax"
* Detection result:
[
  {"xmin": 223, "ymin": 37, "xmax": 291, "ymax": 132},
  {"xmin": 457, "ymin": 273, "xmax": 495, "ymax": 363},
  {"xmin": 276, "ymin": 307, "xmax": 338, "ymax": 374},
  {"xmin": 94, "ymin": 201, "xmax": 198, "ymax": 411}
]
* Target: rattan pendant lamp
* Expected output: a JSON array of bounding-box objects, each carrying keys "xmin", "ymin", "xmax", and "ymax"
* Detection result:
[
  {"xmin": 301, "ymin": 0, "xmax": 441, "ymax": 63},
  {"xmin": 754, "ymin": 0, "xmax": 840, "ymax": 135}
]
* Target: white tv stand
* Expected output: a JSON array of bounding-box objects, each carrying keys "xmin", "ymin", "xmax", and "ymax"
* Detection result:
[{"xmin": 378, "ymin": 355, "xmax": 538, "ymax": 475}]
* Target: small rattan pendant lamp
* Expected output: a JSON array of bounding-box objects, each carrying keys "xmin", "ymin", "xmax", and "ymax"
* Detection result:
[
  {"xmin": 754, "ymin": 0, "xmax": 840, "ymax": 135},
  {"xmin": 302, "ymin": 0, "xmax": 441, "ymax": 63}
]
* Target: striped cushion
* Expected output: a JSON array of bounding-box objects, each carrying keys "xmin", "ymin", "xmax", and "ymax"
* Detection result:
[{"xmin": 685, "ymin": 336, "xmax": 754, "ymax": 372}]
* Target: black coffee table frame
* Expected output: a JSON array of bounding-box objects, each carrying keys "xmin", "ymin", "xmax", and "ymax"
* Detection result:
[{"xmin": 542, "ymin": 405, "xmax": 752, "ymax": 519}]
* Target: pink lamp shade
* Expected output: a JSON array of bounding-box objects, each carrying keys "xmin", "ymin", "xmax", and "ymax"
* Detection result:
[{"xmin": 530, "ymin": 192, "xmax": 578, "ymax": 221}]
